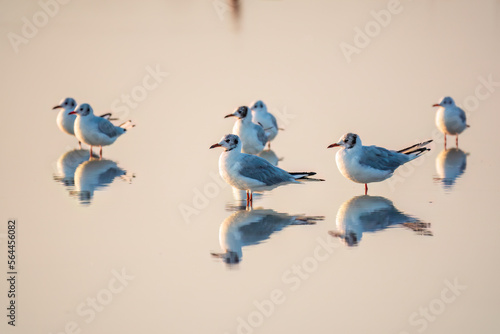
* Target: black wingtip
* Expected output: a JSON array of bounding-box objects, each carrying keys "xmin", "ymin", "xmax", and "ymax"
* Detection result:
[{"xmin": 289, "ymin": 172, "xmax": 316, "ymax": 177}]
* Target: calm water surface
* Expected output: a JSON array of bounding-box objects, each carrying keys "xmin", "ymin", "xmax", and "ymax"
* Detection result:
[{"xmin": 1, "ymin": 1, "xmax": 499, "ymax": 333}]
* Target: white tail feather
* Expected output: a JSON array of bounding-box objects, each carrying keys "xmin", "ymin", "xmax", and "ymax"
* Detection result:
[{"xmin": 119, "ymin": 120, "xmax": 135, "ymax": 130}]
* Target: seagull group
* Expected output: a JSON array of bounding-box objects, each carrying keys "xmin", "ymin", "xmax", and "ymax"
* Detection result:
[
  {"xmin": 52, "ymin": 97, "xmax": 134, "ymax": 158},
  {"xmin": 51, "ymin": 95, "xmax": 469, "ymax": 203},
  {"xmin": 211, "ymin": 97, "xmax": 469, "ymax": 203}
]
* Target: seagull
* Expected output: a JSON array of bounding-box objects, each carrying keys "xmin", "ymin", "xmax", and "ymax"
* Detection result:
[
  {"xmin": 433, "ymin": 96, "xmax": 469, "ymax": 147},
  {"xmin": 211, "ymin": 208, "xmax": 322, "ymax": 264},
  {"xmin": 210, "ymin": 134, "xmax": 323, "ymax": 206},
  {"xmin": 69, "ymin": 103, "xmax": 134, "ymax": 159},
  {"xmin": 52, "ymin": 97, "xmax": 116, "ymax": 148},
  {"xmin": 225, "ymin": 106, "xmax": 268, "ymax": 154},
  {"xmin": 250, "ymin": 100, "xmax": 279, "ymax": 149},
  {"xmin": 329, "ymin": 195, "xmax": 431, "ymax": 246},
  {"xmin": 327, "ymin": 133, "xmax": 432, "ymax": 194}
]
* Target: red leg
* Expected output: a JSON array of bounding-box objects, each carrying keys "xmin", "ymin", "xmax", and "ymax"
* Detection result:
[
  {"xmin": 444, "ymin": 135, "xmax": 447, "ymax": 149},
  {"xmin": 456, "ymin": 135, "xmax": 459, "ymax": 147},
  {"xmin": 89, "ymin": 146, "xmax": 93, "ymax": 160},
  {"xmin": 99, "ymin": 146, "xmax": 103, "ymax": 159},
  {"xmin": 78, "ymin": 141, "xmax": 82, "ymax": 149},
  {"xmin": 249, "ymin": 192, "xmax": 253, "ymax": 208},
  {"xmin": 364, "ymin": 183, "xmax": 368, "ymax": 195}
]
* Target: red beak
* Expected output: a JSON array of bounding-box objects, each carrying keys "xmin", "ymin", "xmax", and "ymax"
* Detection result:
[
  {"xmin": 210, "ymin": 143, "xmax": 222, "ymax": 149},
  {"xmin": 224, "ymin": 114, "xmax": 236, "ymax": 118},
  {"xmin": 327, "ymin": 143, "xmax": 340, "ymax": 148},
  {"xmin": 68, "ymin": 111, "xmax": 77, "ymax": 115},
  {"xmin": 432, "ymin": 104, "xmax": 441, "ymax": 107}
]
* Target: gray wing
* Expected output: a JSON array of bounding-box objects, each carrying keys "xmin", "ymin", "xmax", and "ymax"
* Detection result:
[
  {"xmin": 457, "ymin": 107, "xmax": 466, "ymax": 123},
  {"xmin": 359, "ymin": 208, "xmax": 417, "ymax": 231},
  {"xmin": 238, "ymin": 155, "xmax": 293, "ymax": 186},
  {"xmin": 97, "ymin": 118, "xmax": 118, "ymax": 138},
  {"xmin": 270, "ymin": 113, "xmax": 278, "ymax": 129},
  {"xmin": 255, "ymin": 124, "xmax": 269, "ymax": 146},
  {"xmin": 358, "ymin": 146, "xmax": 409, "ymax": 172}
]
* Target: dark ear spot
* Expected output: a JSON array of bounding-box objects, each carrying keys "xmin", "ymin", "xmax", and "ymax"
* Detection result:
[
  {"xmin": 234, "ymin": 138, "xmax": 238, "ymax": 145},
  {"xmin": 352, "ymin": 135, "xmax": 357, "ymax": 146},
  {"xmin": 239, "ymin": 107, "xmax": 248, "ymax": 118}
]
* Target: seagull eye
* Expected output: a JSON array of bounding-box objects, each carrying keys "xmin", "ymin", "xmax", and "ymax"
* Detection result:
[{"xmin": 225, "ymin": 139, "xmax": 230, "ymax": 143}]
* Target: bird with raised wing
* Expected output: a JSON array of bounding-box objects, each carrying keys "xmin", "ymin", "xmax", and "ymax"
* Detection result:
[
  {"xmin": 433, "ymin": 96, "xmax": 469, "ymax": 147},
  {"xmin": 69, "ymin": 103, "xmax": 134, "ymax": 159},
  {"xmin": 225, "ymin": 106, "xmax": 268, "ymax": 154},
  {"xmin": 250, "ymin": 100, "xmax": 279, "ymax": 149},
  {"xmin": 328, "ymin": 133, "xmax": 432, "ymax": 194},
  {"xmin": 210, "ymin": 134, "xmax": 323, "ymax": 206}
]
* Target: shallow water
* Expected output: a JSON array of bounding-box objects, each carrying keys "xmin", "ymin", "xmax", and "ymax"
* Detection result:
[{"xmin": 1, "ymin": 1, "xmax": 500, "ymax": 333}]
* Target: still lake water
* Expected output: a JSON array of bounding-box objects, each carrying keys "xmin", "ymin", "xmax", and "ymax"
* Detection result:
[{"xmin": 1, "ymin": 1, "xmax": 499, "ymax": 333}]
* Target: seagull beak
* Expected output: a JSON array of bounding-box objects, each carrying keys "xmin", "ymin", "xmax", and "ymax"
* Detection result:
[
  {"xmin": 432, "ymin": 103, "xmax": 442, "ymax": 107},
  {"xmin": 327, "ymin": 143, "xmax": 340, "ymax": 148},
  {"xmin": 224, "ymin": 113, "xmax": 236, "ymax": 118},
  {"xmin": 210, "ymin": 143, "xmax": 222, "ymax": 149},
  {"xmin": 52, "ymin": 105, "xmax": 62, "ymax": 110},
  {"xmin": 68, "ymin": 111, "xmax": 77, "ymax": 115}
]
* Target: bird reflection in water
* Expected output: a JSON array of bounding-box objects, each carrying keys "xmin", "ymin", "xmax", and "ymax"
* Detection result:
[
  {"xmin": 53, "ymin": 149, "xmax": 98, "ymax": 188},
  {"xmin": 69, "ymin": 158, "xmax": 134, "ymax": 205},
  {"xmin": 329, "ymin": 195, "xmax": 432, "ymax": 247},
  {"xmin": 212, "ymin": 208, "xmax": 324, "ymax": 265},
  {"xmin": 258, "ymin": 149, "xmax": 281, "ymax": 167},
  {"xmin": 434, "ymin": 148, "xmax": 468, "ymax": 191}
]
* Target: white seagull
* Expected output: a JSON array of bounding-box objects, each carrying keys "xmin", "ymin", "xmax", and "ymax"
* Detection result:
[
  {"xmin": 433, "ymin": 96, "xmax": 469, "ymax": 147},
  {"xmin": 210, "ymin": 134, "xmax": 323, "ymax": 205},
  {"xmin": 250, "ymin": 100, "xmax": 279, "ymax": 149},
  {"xmin": 225, "ymin": 106, "xmax": 268, "ymax": 154},
  {"xmin": 52, "ymin": 97, "xmax": 116, "ymax": 148},
  {"xmin": 69, "ymin": 103, "xmax": 134, "ymax": 159},
  {"xmin": 328, "ymin": 133, "xmax": 432, "ymax": 194}
]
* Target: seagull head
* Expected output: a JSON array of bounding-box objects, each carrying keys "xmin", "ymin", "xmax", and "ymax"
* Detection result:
[
  {"xmin": 250, "ymin": 100, "xmax": 267, "ymax": 113},
  {"xmin": 69, "ymin": 103, "xmax": 93, "ymax": 117},
  {"xmin": 327, "ymin": 133, "xmax": 360, "ymax": 150},
  {"xmin": 433, "ymin": 96, "xmax": 455, "ymax": 108},
  {"xmin": 210, "ymin": 134, "xmax": 241, "ymax": 152},
  {"xmin": 225, "ymin": 106, "xmax": 249, "ymax": 120},
  {"xmin": 52, "ymin": 97, "xmax": 76, "ymax": 111}
]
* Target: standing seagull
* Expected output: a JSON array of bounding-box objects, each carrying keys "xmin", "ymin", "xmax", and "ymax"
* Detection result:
[
  {"xmin": 210, "ymin": 134, "xmax": 323, "ymax": 206},
  {"xmin": 328, "ymin": 133, "xmax": 432, "ymax": 194},
  {"xmin": 52, "ymin": 97, "xmax": 116, "ymax": 148},
  {"xmin": 433, "ymin": 96, "xmax": 469, "ymax": 147},
  {"xmin": 250, "ymin": 100, "xmax": 279, "ymax": 149},
  {"xmin": 69, "ymin": 103, "xmax": 134, "ymax": 159},
  {"xmin": 225, "ymin": 106, "xmax": 268, "ymax": 154}
]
